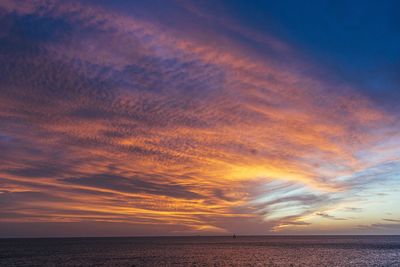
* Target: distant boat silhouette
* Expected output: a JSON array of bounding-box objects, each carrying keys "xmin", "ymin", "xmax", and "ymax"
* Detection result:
[{"xmin": 233, "ymin": 234, "xmax": 236, "ymax": 239}]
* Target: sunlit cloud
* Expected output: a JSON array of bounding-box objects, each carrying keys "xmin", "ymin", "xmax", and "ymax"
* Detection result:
[{"xmin": 0, "ymin": 0, "xmax": 399, "ymax": 236}]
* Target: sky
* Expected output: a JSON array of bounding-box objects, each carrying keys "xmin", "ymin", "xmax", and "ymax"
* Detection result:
[{"xmin": 0, "ymin": 0, "xmax": 400, "ymax": 237}]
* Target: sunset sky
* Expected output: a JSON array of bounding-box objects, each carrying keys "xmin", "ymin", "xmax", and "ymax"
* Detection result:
[{"xmin": 1, "ymin": 0, "xmax": 400, "ymax": 237}]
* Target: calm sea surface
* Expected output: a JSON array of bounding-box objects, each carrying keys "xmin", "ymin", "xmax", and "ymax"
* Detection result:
[{"xmin": 1, "ymin": 236, "xmax": 400, "ymax": 266}]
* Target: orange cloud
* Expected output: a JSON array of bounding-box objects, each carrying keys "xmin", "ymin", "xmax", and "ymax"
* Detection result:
[{"xmin": 0, "ymin": 0, "xmax": 396, "ymax": 235}]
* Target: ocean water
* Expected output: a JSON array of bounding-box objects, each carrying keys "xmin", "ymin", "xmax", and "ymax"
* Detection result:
[{"xmin": 1, "ymin": 236, "xmax": 400, "ymax": 266}]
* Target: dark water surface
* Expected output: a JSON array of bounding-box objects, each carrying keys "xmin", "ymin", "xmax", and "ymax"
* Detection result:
[{"xmin": 1, "ymin": 236, "xmax": 400, "ymax": 266}]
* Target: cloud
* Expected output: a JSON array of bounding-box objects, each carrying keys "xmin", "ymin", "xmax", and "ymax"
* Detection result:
[
  {"xmin": 316, "ymin": 212, "xmax": 346, "ymax": 221},
  {"xmin": 279, "ymin": 221, "xmax": 311, "ymax": 226},
  {"xmin": 342, "ymin": 207, "xmax": 363, "ymax": 212},
  {"xmin": 384, "ymin": 218, "xmax": 400, "ymax": 223},
  {"xmin": 63, "ymin": 174, "xmax": 203, "ymax": 200},
  {"xmin": 0, "ymin": 0, "xmax": 399, "ymax": 235},
  {"xmin": 357, "ymin": 221, "xmax": 400, "ymax": 234}
]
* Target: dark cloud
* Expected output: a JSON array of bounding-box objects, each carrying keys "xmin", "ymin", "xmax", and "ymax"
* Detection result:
[
  {"xmin": 0, "ymin": 191, "xmax": 68, "ymax": 206},
  {"xmin": 5, "ymin": 165, "xmax": 64, "ymax": 178},
  {"xmin": 316, "ymin": 212, "xmax": 346, "ymax": 221},
  {"xmin": 63, "ymin": 174, "xmax": 203, "ymax": 200}
]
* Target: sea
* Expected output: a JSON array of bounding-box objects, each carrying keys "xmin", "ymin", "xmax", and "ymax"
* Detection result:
[{"xmin": 1, "ymin": 236, "xmax": 399, "ymax": 266}]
